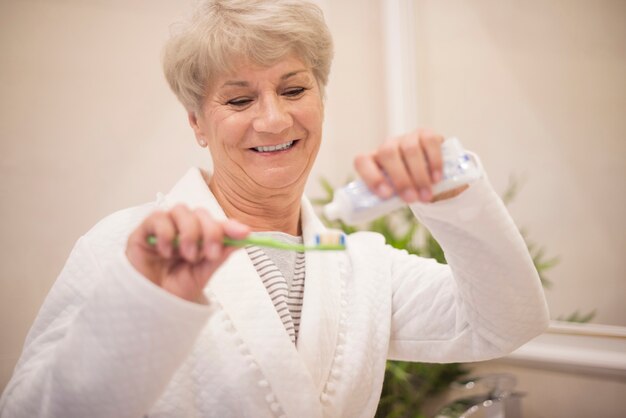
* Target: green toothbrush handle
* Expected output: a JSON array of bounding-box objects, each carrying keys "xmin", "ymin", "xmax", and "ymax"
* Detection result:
[
  {"xmin": 223, "ymin": 236, "xmax": 298, "ymax": 250},
  {"xmin": 147, "ymin": 234, "xmax": 345, "ymax": 252},
  {"xmin": 223, "ymin": 236, "xmax": 345, "ymax": 251}
]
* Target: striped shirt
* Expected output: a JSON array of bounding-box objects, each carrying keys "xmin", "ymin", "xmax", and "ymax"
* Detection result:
[{"xmin": 245, "ymin": 232, "xmax": 305, "ymax": 344}]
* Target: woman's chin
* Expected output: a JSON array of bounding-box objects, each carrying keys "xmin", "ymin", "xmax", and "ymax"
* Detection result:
[{"xmin": 249, "ymin": 166, "xmax": 310, "ymax": 191}]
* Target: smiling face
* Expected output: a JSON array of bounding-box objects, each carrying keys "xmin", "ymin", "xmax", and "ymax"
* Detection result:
[{"xmin": 189, "ymin": 55, "xmax": 324, "ymax": 195}]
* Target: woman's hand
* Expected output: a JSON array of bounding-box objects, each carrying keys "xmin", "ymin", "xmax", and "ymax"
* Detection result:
[
  {"xmin": 354, "ymin": 129, "xmax": 467, "ymax": 203},
  {"xmin": 126, "ymin": 205, "xmax": 250, "ymax": 303}
]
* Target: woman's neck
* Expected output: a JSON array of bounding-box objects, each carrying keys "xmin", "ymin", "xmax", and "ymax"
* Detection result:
[{"xmin": 206, "ymin": 171, "xmax": 304, "ymax": 236}]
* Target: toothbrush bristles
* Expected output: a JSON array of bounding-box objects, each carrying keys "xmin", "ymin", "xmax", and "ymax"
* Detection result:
[{"xmin": 314, "ymin": 231, "xmax": 346, "ymax": 248}]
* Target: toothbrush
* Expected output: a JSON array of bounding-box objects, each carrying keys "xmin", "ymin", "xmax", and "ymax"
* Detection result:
[{"xmin": 146, "ymin": 231, "xmax": 346, "ymax": 252}]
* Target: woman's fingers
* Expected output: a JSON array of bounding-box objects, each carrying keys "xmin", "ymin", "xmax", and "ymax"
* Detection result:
[
  {"xmin": 222, "ymin": 218, "xmax": 251, "ymax": 240},
  {"xmin": 400, "ymin": 131, "xmax": 444, "ymax": 202},
  {"xmin": 171, "ymin": 205, "xmax": 202, "ymax": 262},
  {"xmin": 149, "ymin": 210, "xmax": 178, "ymax": 258},
  {"xmin": 194, "ymin": 209, "xmax": 250, "ymax": 262},
  {"xmin": 376, "ymin": 140, "xmax": 421, "ymax": 202},
  {"xmin": 127, "ymin": 206, "xmax": 253, "ymax": 302},
  {"xmin": 194, "ymin": 208, "xmax": 225, "ymax": 262},
  {"xmin": 356, "ymin": 130, "xmax": 445, "ymax": 203},
  {"xmin": 137, "ymin": 207, "xmax": 250, "ymax": 264},
  {"xmin": 354, "ymin": 152, "xmax": 394, "ymax": 199},
  {"xmin": 419, "ymin": 131, "xmax": 445, "ymax": 184}
]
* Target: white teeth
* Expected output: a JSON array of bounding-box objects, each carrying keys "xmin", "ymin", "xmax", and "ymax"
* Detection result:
[{"xmin": 253, "ymin": 141, "xmax": 294, "ymax": 153}]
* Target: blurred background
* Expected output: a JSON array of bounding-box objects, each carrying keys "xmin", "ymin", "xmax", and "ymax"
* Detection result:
[{"xmin": 1, "ymin": 0, "xmax": 624, "ymax": 416}]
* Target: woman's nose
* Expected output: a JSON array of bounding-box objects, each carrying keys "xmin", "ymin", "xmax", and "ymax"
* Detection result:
[{"xmin": 252, "ymin": 95, "xmax": 292, "ymax": 134}]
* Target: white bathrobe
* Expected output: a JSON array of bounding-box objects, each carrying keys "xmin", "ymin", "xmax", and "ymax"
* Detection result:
[{"xmin": 0, "ymin": 167, "xmax": 549, "ymax": 418}]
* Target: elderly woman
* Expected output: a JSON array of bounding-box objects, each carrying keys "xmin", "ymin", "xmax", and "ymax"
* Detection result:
[{"xmin": 0, "ymin": 1, "xmax": 548, "ymax": 417}]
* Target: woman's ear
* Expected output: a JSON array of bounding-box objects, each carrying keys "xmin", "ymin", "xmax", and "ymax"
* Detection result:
[
  {"xmin": 188, "ymin": 110, "xmax": 201, "ymax": 135},
  {"xmin": 188, "ymin": 111, "xmax": 207, "ymax": 147}
]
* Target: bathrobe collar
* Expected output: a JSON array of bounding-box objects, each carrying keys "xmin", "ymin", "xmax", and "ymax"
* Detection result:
[{"xmin": 161, "ymin": 167, "xmax": 344, "ymax": 417}]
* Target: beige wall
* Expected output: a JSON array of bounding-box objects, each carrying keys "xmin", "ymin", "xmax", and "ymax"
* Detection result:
[
  {"xmin": 1, "ymin": 0, "xmax": 624, "ymax": 414},
  {"xmin": 412, "ymin": 0, "xmax": 626, "ymax": 326},
  {"xmin": 410, "ymin": 1, "xmax": 626, "ymax": 415},
  {"xmin": 0, "ymin": 0, "xmax": 199, "ymax": 386}
]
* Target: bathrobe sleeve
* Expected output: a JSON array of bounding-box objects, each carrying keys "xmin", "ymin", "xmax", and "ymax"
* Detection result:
[
  {"xmin": 387, "ymin": 176, "xmax": 550, "ymax": 363},
  {"xmin": 0, "ymin": 210, "xmax": 211, "ymax": 418}
]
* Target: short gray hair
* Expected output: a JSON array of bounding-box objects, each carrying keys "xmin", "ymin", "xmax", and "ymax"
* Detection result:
[{"xmin": 163, "ymin": 0, "xmax": 334, "ymax": 112}]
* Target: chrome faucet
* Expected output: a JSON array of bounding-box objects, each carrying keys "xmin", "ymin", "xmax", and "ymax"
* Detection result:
[{"xmin": 433, "ymin": 373, "xmax": 524, "ymax": 418}]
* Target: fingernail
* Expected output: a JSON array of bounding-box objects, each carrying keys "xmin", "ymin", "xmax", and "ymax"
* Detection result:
[
  {"xmin": 419, "ymin": 188, "xmax": 432, "ymax": 202},
  {"xmin": 225, "ymin": 220, "xmax": 250, "ymax": 237},
  {"xmin": 230, "ymin": 220, "xmax": 248, "ymax": 232},
  {"xmin": 401, "ymin": 189, "xmax": 419, "ymax": 203},
  {"xmin": 432, "ymin": 170, "xmax": 442, "ymax": 183},
  {"xmin": 376, "ymin": 183, "xmax": 393, "ymax": 198}
]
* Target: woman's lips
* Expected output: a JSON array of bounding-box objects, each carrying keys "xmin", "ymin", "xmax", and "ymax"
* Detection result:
[{"xmin": 251, "ymin": 140, "xmax": 298, "ymax": 153}]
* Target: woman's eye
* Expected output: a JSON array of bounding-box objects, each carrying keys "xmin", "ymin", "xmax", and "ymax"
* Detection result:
[
  {"xmin": 283, "ymin": 87, "xmax": 306, "ymax": 97},
  {"xmin": 227, "ymin": 97, "xmax": 252, "ymax": 107}
]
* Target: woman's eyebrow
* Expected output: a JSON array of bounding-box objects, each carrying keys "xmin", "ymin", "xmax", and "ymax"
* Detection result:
[
  {"xmin": 281, "ymin": 69, "xmax": 308, "ymax": 80},
  {"xmin": 220, "ymin": 80, "xmax": 249, "ymax": 88},
  {"xmin": 220, "ymin": 69, "xmax": 309, "ymax": 88}
]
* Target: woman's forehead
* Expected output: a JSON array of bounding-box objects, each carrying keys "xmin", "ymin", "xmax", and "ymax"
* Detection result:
[{"xmin": 211, "ymin": 55, "xmax": 314, "ymax": 88}]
